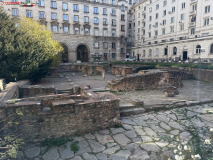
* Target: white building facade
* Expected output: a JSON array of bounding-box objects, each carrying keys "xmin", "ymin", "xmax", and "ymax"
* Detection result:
[
  {"xmin": 1, "ymin": 0, "xmax": 133, "ymax": 62},
  {"xmin": 131, "ymin": 0, "xmax": 213, "ymax": 62}
]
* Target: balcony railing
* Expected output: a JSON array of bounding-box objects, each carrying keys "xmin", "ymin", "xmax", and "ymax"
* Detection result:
[
  {"xmin": 189, "ymin": 22, "xmax": 196, "ymax": 27},
  {"xmin": 190, "ymin": 10, "xmax": 197, "ymax": 15},
  {"xmin": 190, "ymin": 0, "xmax": 198, "ymax": 4}
]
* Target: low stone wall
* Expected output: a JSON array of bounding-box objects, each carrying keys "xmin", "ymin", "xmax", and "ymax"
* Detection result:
[
  {"xmin": 0, "ymin": 79, "xmax": 6, "ymax": 91},
  {"xmin": 107, "ymin": 70, "xmax": 192, "ymax": 91},
  {"xmin": 19, "ymin": 85, "xmax": 55, "ymax": 98},
  {"xmin": 111, "ymin": 66, "xmax": 133, "ymax": 76},
  {"xmin": 2, "ymin": 92, "xmax": 120, "ymax": 141},
  {"xmin": 60, "ymin": 64, "xmax": 104, "ymax": 76}
]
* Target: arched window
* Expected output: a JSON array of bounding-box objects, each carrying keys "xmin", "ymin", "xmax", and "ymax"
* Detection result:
[
  {"xmin": 143, "ymin": 50, "xmax": 146, "ymax": 56},
  {"xmin": 164, "ymin": 48, "xmax": 168, "ymax": 55},
  {"xmin": 196, "ymin": 45, "xmax": 201, "ymax": 54},
  {"xmin": 149, "ymin": 49, "xmax": 152, "ymax": 56},
  {"xmin": 210, "ymin": 44, "xmax": 213, "ymax": 54},
  {"xmin": 173, "ymin": 47, "xmax": 177, "ymax": 55},
  {"xmin": 156, "ymin": 48, "xmax": 159, "ymax": 55}
]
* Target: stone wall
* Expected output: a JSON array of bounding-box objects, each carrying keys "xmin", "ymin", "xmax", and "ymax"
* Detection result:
[
  {"xmin": 107, "ymin": 70, "xmax": 193, "ymax": 91},
  {"xmin": 0, "ymin": 79, "xmax": 6, "ymax": 91},
  {"xmin": 60, "ymin": 64, "xmax": 104, "ymax": 76},
  {"xmin": 2, "ymin": 92, "xmax": 120, "ymax": 141},
  {"xmin": 19, "ymin": 85, "xmax": 55, "ymax": 98},
  {"xmin": 111, "ymin": 66, "xmax": 133, "ymax": 76}
]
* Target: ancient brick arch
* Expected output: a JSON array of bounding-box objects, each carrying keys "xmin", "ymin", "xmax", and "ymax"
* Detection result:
[{"xmin": 75, "ymin": 43, "xmax": 90, "ymax": 62}]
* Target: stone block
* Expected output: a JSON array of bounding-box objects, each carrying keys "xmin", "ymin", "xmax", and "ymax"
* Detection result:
[
  {"xmin": 164, "ymin": 92, "xmax": 174, "ymax": 97},
  {"xmin": 164, "ymin": 86, "xmax": 179, "ymax": 95},
  {"xmin": 132, "ymin": 99, "xmax": 144, "ymax": 107}
]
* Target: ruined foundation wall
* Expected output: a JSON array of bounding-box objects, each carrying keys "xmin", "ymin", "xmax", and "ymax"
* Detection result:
[{"xmin": 111, "ymin": 66, "xmax": 133, "ymax": 76}]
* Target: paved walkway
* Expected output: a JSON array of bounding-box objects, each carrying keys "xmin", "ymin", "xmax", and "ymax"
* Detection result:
[{"xmin": 14, "ymin": 103, "xmax": 213, "ymax": 160}]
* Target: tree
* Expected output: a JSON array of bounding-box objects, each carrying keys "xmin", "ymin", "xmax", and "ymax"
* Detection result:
[{"xmin": 0, "ymin": 9, "xmax": 63, "ymax": 82}]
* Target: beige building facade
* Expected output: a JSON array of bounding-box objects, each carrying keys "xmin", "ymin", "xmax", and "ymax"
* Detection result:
[
  {"xmin": 2, "ymin": 0, "xmax": 133, "ymax": 62},
  {"xmin": 131, "ymin": 0, "xmax": 213, "ymax": 62}
]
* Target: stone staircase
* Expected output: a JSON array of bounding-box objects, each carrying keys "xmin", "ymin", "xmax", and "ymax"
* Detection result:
[{"xmin": 119, "ymin": 99, "xmax": 145, "ymax": 117}]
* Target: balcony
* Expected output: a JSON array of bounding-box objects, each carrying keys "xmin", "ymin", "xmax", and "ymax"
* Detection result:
[
  {"xmin": 141, "ymin": 35, "xmax": 145, "ymax": 38},
  {"xmin": 189, "ymin": 10, "xmax": 197, "ymax": 15},
  {"xmin": 190, "ymin": 0, "xmax": 198, "ymax": 4},
  {"xmin": 141, "ymin": 27, "xmax": 145, "ymax": 31},
  {"xmin": 142, "ymin": 11, "xmax": 145, "ymax": 15},
  {"xmin": 189, "ymin": 22, "xmax": 196, "ymax": 27}
]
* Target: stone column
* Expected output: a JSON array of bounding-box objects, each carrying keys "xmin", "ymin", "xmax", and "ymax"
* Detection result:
[{"xmin": 102, "ymin": 70, "xmax": 105, "ymax": 80}]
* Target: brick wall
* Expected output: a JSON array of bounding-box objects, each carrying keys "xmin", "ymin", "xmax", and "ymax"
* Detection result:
[{"xmin": 111, "ymin": 66, "xmax": 133, "ymax": 76}]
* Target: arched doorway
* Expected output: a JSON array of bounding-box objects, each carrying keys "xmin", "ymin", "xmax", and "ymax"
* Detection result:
[
  {"xmin": 60, "ymin": 43, "xmax": 68, "ymax": 63},
  {"xmin": 77, "ymin": 45, "xmax": 89, "ymax": 62}
]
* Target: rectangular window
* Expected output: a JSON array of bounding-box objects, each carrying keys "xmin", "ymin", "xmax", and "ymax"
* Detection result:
[
  {"xmin": 171, "ymin": 27, "xmax": 174, "ymax": 32},
  {"xmin": 181, "ymin": 13, "xmax": 185, "ymax": 20},
  {"xmin": 162, "ymin": 28, "xmax": 165, "ymax": 35},
  {"xmin": 112, "ymin": 19, "xmax": 116, "ymax": 25},
  {"xmin": 171, "ymin": 17, "xmax": 175, "ymax": 23},
  {"xmin": 112, "ymin": 0, "xmax": 115, "ymax": 5},
  {"xmin": 149, "ymin": 24, "xmax": 151, "ymax": 29},
  {"xmin": 121, "ymin": 48, "xmax": 124, "ymax": 53},
  {"xmin": 172, "ymin": 7, "xmax": 175, "ymax": 12},
  {"xmin": 191, "ymin": 28, "xmax": 195, "ymax": 35},
  {"xmin": 172, "ymin": 0, "xmax": 175, "ymax": 2},
  {"xmin": 163, "ymin": 10, "xmax": 166, "ymax": 16},
  {"xmin": 39, "ymin": 0, "xmax": 44, "ymax": 6},
  {"xmin": 12, "ymin": 9, "xmax": 18, "ymax": 16},
  {"xmin": 64, "ymin": 26, "xmax": 68, "ymax": 33},
  {"xmin": 63, "ymin": 14, "xmax": 68, "ymax": 21},
  {"xmin": 182, "ymin": 2, "xmax": 185, "ymax": 9},
  {"xmin": 155, "ymin": 22, "xmax": 158, "ymax": 27},
  {"xmin": 94, "ymin": 28, "xmax": 98, "ymax": 36},
  {"xmin": 74, "ymin": 15, "xmax": 78, "ymax": 22},
  {"xmin": 84, "ymin": 17, "xmax": 89, "ymax": 23},
  {"xmin": 94, "ymin": 7, "xmax": 98, "ymax": 13},
  {"xmin": 155, "ymin": 30, "xmax": 158, "ymax": 36},
  {"xmin": 121, "ymin": 15, "xmax": 125, "ymax": 21},
  {"xmin": 51, "ymin": 1, "xmax": 56, "ymax": 8},
  {"xmin": 52, "ymin": 26, "xmax": 57, "ymax": 32},
  {"xmin": 63, "ymin": 3, "xmax": 67, "ymax": 10},
  {"xmin": 75, "ymin": 27, "xmax": 79, "ymax": 35},
  {"xmin": 163, "ymin": 1, "xmax": 167, "ymax": 6},
  {"xmin": 156, "ymin": 13, "xmax": 158, "ymax": 19},
  {"xmin": 112, "ymin": 9, "xmax": 116, "ymax": 15},
  {"xmin": 156, "ymin": 4, "xmax": 159, "ymax": 10},
  {"xmin": 192, "ymin": 4, "xmax": 197, "ymax": 11},
  {"xmin": 163, "ymin": 20, "xmax": 166, "ymax": 25},
  {"xmin": 84, "ymin": 28, "xmax": 89, "ymax": 35},
  {"xmin": 52, "ymin": 13, "xmax": 56, "ymax": 19},
  {"xmin": 121, "ymin": 25, "xmax": 125, "ymax": 31},
  {"xmin": 112, "ymin": 42, "xmax": 116, "ymax": 48},
  {"xmin": 95, "ymin": 42, "xmax": 99, "ymax": 48},
  {"xmin": 112, "ymin": 53, "xmax": 115, "ymax": 58},
  {"xmin": 39, "ymin": 12, "xmax": 44, "ymax": 18},
  {"xmin": 180, "ymin": 24, "xmax": 184, "ymax": 30},
  {"xmin": 74, "ymin": 4, "xmax": 78, "ymax": 11},
  {"xmin": 103, "ymin": 8, "xmax": 107, "ymax": 14},
  {"xmin": 149, "ymin": 32, "xmax": 151, "ymax": 37},
  {"xmin": 149, "ymin": 16, "xmax": 152, "ymax": 21},
  {"xmin": 84, "ymin": 6, "xmax": 89, "ymax": 12},
  {"xmin": 103, "ymin": 18, "xmax": 107, "ymax": 25},
  {"xmin": 26, "ymin": 10, "xmax": 32, "ymax": 17},
  {"xmin": 103, "ymin": 29, "xmax": 107, "ymax": 36},
  {"xmin": 94, "ymin": 18, "xmax": 98, "ymax": 24},
  {"xmin": 204, "ymin": 18, "xmax": 209, "ymax": 25},
  {"xmin": 103, "ymin": 0, "xmax": 106, "ymax": 3},
  {"xmin": 112, "ymin": 30, "xmax": 116, "ymax": 37},
  {"xmin": 138, "ymin": 21, "xmax": 140, "ymax": 25},
  {"xmin": 205, "ymin": 6, "xmax": 210, "ymax": 13},
  {"xmin": 103, "ymin": 42, "xmax": 108, "ymax": 48}
]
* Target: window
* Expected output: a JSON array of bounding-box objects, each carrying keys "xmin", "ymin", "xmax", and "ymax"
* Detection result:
[
  {"xmin": 149, "ymin": 7, "xmax": 152, "ymax": 13},
  {"xmin": 163, "ymin": 20, "xmax": 166, "ymax": 25},
  {"xmin": 172, "ymin": 0, "xmax": 175, "ymax": 2},
  {"xmin": 12, "ymin": 9, "xmax": 18, "ymax": 16},
  {"xmin": 121, "ymin": 15, "xmax": 125, "ymax": 21},
  {"xmin": 150, "ymin": 0, "xmax": 152, "ymax": 4},
  {"xmin": 156, "ymin": 13, "xmax": 158, "ymax": 19},
  {"xmin": 103, "ymin": 42, "xmax": 108, "ymax": 48},
  {"xmin": 74, "ymin": 15, "xmax": 78, "ymax": 22},
  {"xmin": 112, "ymin": 19, "xmax": 116, "ymax": 25},
  {"xmin": 144, "ymin": 6, "xmax": 146, "ymax": 11},
  {"xmin": 63, "ymin": 3, "xmax": 67, "ymax": 10},
  {"xmin": 149, "ymin": 32, "xmax": 151, "ymax": 37},
  {"xmin": 121, "ymin": 25, "xmax": 125, "ymax": 31},
  {"xmin": 84, "ymin": 28, "xmax": 89, "ymax": 35},
  {"xmin": 103, "ymin": 29, "xmax": 107, "ymax": 36},
  {"xmin": 52, "ymin": 13, "xmax": 56, "ymax": 19},
  {"xmin": 138, "ymin": 21, "xmax": 140, "ymax": 25},
  {"xmin": 26, "ymin": 0, "xmax": 31, "ymax": 3},
  {"xmin": 112, "ymin": 9, "xmax": 116, "ymax": 15},
  {"xmin": 121, "ymin": 5, "xmax": 124, "ymax": 11},
  {"xmin": 192, "ymin": 4, "xmax": 197, "ymax": 11},
  {"xmin": 171, "ymin": 17, "xmax": 175, "ymax": 23},
  {"xmin": 39, "ymin": 0, "xmax": 44, "ymax": 6},
  {"xmin": 180, "ymin": 24, "xmax": 184, "ymax": 30},
  {"xmin": 163, "ymin": 10, "xmax": 166, "ymax": 16},
  {"xmin": 191, "ymin": 28, "xmax": 195, "ymax": 35},
  {"xmin": 173, "ymin": 47, "xmax": 177, "ymax": 55},
  {"xmin": 84, "ymin": 6, "xmax": 89, "ymax": 12},
  {"xmin": 39, "ymin": 12, "xmax": 44, "ymax": 18},
  {"xmin": 138, "ymin": 28, "xmax": 140, "ymax": 33},
  {"xmin": 103, "ymin": 8, "xmax": 107, "ymax": 15},
  {"xmin": 204, "ymin": 18, "xmax": 209, "ymax": 26},
  {"xmin": 181, "ymin": 14, "xmax": 185, "ymax": 20},
  {"xmin": 138, "ymin": 13, "xmax": 140, "ymax": 18},
  {"xmin": 112, "ymin": 53, "xmax": 115, "ymax": 58},
  {"xmin": 112, "ymin": 0, "xmax": 115, "ymax": 5},
  {"xmin": 149, "ymin": 49, "xmax": 152, "ymax": 56},
  {"xmin": 155, "ymin": 30, "xmax": 158, "ymax": 36},
  {"xmin": 162, "ymin": 28, "xmax": 165, "ymax": 35},
  {"xmin": 205, "ymin": 6, "xmax": 210, "ymax": 13},
  {"xmin": 51, "ymin": 1, "xmax": 56, "ymax": 8},
  {"xmin": 149, "ymin": 16, "xmax": 152, "ymax": 21},
  {"xmin": 112, "ymin": 30, "xmax": 116, "ymax": 37},
  {"xmin": 84, "ymin": 17, "xmax": 89, "ymax": 23},
  {"xmin": 172, "ymin": 7, "xmax": 175, "ymax": 12},
  {"xmin": 26, "ymin": 10, "xmax": 32, "ymax": 17},
  {"xmin": 181, "ymin": 3, "xmax": 185, "ymax": 9},
  {"xmin": 196, "ymin": 45, "xmax": 201, "ymax": 54},
  {"xmin": 112, "ymin": 42, "xmax": 116, "ymax": 48},
  {"xmin": 52, "ymin": 26, "xmax": 57, "ymax": 32},
  {"xmin": 163, "ymin": 1, "xmax": 167, "ymax": 6},
  {"xmin": 210, "ymin": 44, "xmax": 213, "ymax": 54},
  {"xmin": 94, "ymin": 28, "xmax": 98, "ymax": 36},
  {"xmin": 74, "ymin": 27, "xmax": 79, "ymax": 34},
  {"xmin": 64, "ymin": 26, "xmax": 68, "ymax": 33},
  {"xmin": 103, "ymin": 18, "xmax": 107, "ymax": 25},
  {"xmin": 95, "ymin": 42, "xmax": 99, "ymax": 48},
  {"xmin": 149, "ymin": 24, "xmax": 151, "ymax": 29},
  {"xmin": 94, "ymin": 17, "xmax": 98, "ymax": 24},
  {"xmin": 121, "ymin": 48, "xmax": 124, "ymax": 53},
  {"xmin": 94, "ymin": 7, "xmax": 98, "ymax": 13},
  {"xmin": 164, "ymin": 48, "xmax": 168, "ymax": 55},
  {"xmin": 156, "ymin": 49, "xmax": 159, "ymax": 55},
  {"xmin": 155, "ymin": 22, "xmax": 158, "ymax": 27},
  {"xmin": 74, "ymin": 4, "xmax": 78, "ymax": 11},
  {"xmin": 171, "ymin": 27, "xmax": 174, "ymax": 32},
  {"xmin": 156, "ymin": 4, "xmax": 159, "ymax": 10},
  {"xmin": 103, "ymin": 0, "xmax": 106, "ymax": 3},
  {"xmin": 137, "ymin": 35, "xmax": 140, "ymax": 40},
  {"xmin": 63, "ymin": 14, "xmax": 68, "ymax": 21},
  {"xmin": 143, "ymin": 50, "xmax": 145, "ymax": 56}
]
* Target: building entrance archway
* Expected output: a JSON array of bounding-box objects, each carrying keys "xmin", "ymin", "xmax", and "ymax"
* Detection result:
[
  {"xmin": 60, "ymin": 43, "xmax": 69, "ymax": 63},
  {"xmin": 77, "ymin": 45, "xmax": 89, "ymax": 62}
]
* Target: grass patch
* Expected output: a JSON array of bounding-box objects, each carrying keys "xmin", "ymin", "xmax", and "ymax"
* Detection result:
[
  {"xmin": 114, "ymin": 124, "xmax": 126, "ymax": 130},
  {"xmin": 41, "ymin": 137, "xmax": 69, "ymax": 147},
  {"xmin": 70, "ymin": 141, "xmax": 79, "ymax": 153}
]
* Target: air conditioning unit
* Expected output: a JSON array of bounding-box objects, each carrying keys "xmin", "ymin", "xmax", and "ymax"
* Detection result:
[
  {"xmin": 168, "ymin": 11, "xmax": 172, "ymax": 14},
  {"xmin": 211, "ymin": 17, "xmax": 213, "ymax": 20},
  {"xmin": 179, "ymin": 21, "xmax": 182, "ymax": 23}
]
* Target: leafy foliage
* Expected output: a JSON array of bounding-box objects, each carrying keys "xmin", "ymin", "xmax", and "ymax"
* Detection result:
[
  {"xmin": 70, "ymin": 141, "xmax": 79, "ymax": 153},
  {"xmin": 41, "ymin": 138, "xmax": 67, "ymax": 147}
]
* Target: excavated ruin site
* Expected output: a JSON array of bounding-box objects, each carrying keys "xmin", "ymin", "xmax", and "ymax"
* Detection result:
[{"xmin": 1, "ymin": 63, "xmax": 213, "ymax": 160}]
